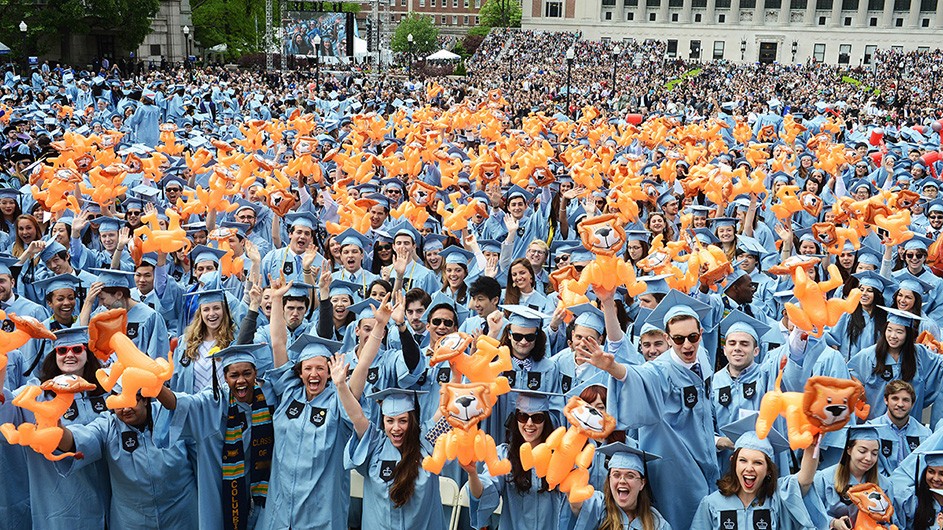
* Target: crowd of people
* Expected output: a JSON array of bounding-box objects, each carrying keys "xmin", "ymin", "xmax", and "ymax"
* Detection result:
[{"xmin": 1, "ymin": 27, "xmax": 943, "ymax": 530}]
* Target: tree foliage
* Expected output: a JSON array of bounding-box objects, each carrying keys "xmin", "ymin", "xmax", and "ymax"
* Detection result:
[
  {"xmin": 192, "ymin": 0, "xmax": 267, "ymax": 57},
  {"xmin": 390, "ymin": 13, "xmax": 438, "ymax": 54},
  {"xmin": 478, "ymin": 0, "xmax": 522, "ymax": 28}
]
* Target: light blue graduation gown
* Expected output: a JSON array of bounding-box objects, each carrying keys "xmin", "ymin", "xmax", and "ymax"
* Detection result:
[
  {"xmin": 469, "ymin": 443, "xmax": 566, "ymax": 530},
  {"xmin": 92, "ymin": 302, "xmax": 169, "ymax": 360},
  {"xmin": 711, "ymin": 357, "xmax": 780, "ymax": 472},
  {"xmin": 691, "ymin": 476, "xmax": 814, "ymax": 530},
  {"xmin": 259, "ymin": 246, "xmax": 323, "ymax": 288},
  {"xmin": 126, "ymin": 103, "xmax": 161, "ymax": 147},
  {"xmin": 483, "ymin": 356, "xmax": 561, "ymax": 446},
  {"xmin": 607, "ymin": 353, "xmax": 720, "ymax": 530},
  {"xmin": 62, "ymin": 403, "xmax": 197, "ymax": 530},
  {"xmin": 560, "ymin": 490, "xmax": 672, "ymax": 530},
  {"xmin": 847, "ymin": 343, "xmax": 943, "ymax": 421},
  {"xmin": 0, "ymin": 387, "xmax": 31, "ymax": 529},
  {"xmin": 345, "ymin": 424, "xmax": 446, "ymax": 530},
  {"xmin": 805, "ymin": 464, "xmax": 899, "ymax": 528},
  {"xmin": 866, "ymin": 414, "xmax": 931, "ymax": 477},
  {"xmin": 332, "ymin": 268, "xmax": 380, "ymax": 297},
  {"xmin": 823, "ymin": 311, "xmax": 877, "ymax": 361},
  {"xmin": 257, "ymin": 364, "xmax": 353, "ymax": 530},
  {"xmin": 390, "ymin": 260, "xmax": 441, "ymax": 296}
]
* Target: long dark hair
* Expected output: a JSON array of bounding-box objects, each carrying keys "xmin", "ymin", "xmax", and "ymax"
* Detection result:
[
  {"xmin": 848, "ymin": 288, "xmax": 886, "ymax": 348},
  {"xmin": 914, "ymin": 465, "xmax": 942, "ymax": 530},
  {"xmin": 874, "ymin": 323, "xmax": 918, "ymax": 381},
  {"xmin": 717, "ymin": 448, "xmax": 779, "ymax": 504},
  {"xmin": 440, "ymin": 262, "xmax": 468, "ymax": 305},
  {"xmin": 505, "ymin": 410, "xmax": 552, "ymax": 494},
  {"xmin": 388, "ymin": 409, "xmax": 423, "ymax": 508},
  {"xmin": 370, "ymin": 242, "xmax": 394, "ymax": 274},
  {"xmin": 504, "ymin": 258, "xmax": 536, "ymax": 305},
  {"xmin": 499, "ymin": 324, "xmax": 548, "ymax": 362},
  {"xmin": 39, "ymin": 344, "xmax": 107, "ymax": 395},
  {"xmin": 895, "ymin": 288, "xmax": 924, "ymax": 317}
]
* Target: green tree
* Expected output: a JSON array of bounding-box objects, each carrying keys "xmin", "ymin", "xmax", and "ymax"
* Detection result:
[
  {"xmin": 478, "ymin": 0, "xmax": 522, "ymax": 28},
  {"xmin": 390, "ymin": 13, "xmax": 438, "ymax": 54},
  {"xmin": 192, "ymin": 0, "xmax": 267, "ymax": 58}
]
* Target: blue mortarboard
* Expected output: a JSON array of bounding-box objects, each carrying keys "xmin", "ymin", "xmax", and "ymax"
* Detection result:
[
  {"xmin": 720, "ymin": 413, "xmax": 790, "ymax": 458},
  {"xmin": 895, "ymin": 271, "xmax": 932, "ymax": 296},
  {"xmin": 657, "ymin": 190, "xmax": 678, "ymax": 207},
  {"xmin": 337, "ymin": 228, "xmax": 371, "ymax": 250},
  {"xmin": 34, "ymin": 273, "xmax": 81, "ymax": 295},
  {"xmin": 736, "ymin": 235, "xmax": 770, "ymax": 258},
  {"xmin": 123, "ymin": 198, "xmax": 144, "ymax": 211},
  {"xmin": 903, "ymin": 234, "xmax": 933, "ymax": 251},
  {"xmin": 90, "ymin": 216, "xmax": 123, "ymax": 232},
  {"xmin": 287, "ymin": 333, "xmax": 343, "ymax": 363},
  {"xmin": 708, "ymin": 216, "xmax": 739, "ymax": 229},
  {"xmin": 188, "ymin": 244, "xmax": 227, "ymax": 265},
  {"xmin": 0, "ymin": 256, "xmax": 20, "ymax": 276},
  {"xmin": 0, "ymin": 188, "xmax": 22, "ymax": 201},
  {"xmin": 568, "ymin": 303, "xmax": 605, "ymax": 335},
  {"xmin": 139, "ymin": 252, "xmax": 159, "ymax": 267},
  {"xmin": 597, "ymin": 440, "xmax": 660, "ymax": 474},
  {"xmin": 564, "ymin": 244, "xmax": 595, "ymax": 264},
  {"xmin": 373, "ymin": 229, "xmax": 394, "ymax": 244},
  {"xmin": 423, "ymin": 292, "xmax": 470, "ymax": 325},
  {"xmin": 928, "ymin": 199, "xmax": 943, "ymax": 214},
  {"xmin": 693, "ymin": 228, "xmax": 720, "ymax": 246},
  {"xmin": 422, "ymin": 234, "xmax": 448, "ymax": 252},
  {"xmin": 329, "ymin": 280, "xmax": 362, "ymax": 300},
  {"xmin": 284, "ymin": 211, "xmax": 319, "ymax": 230},
  {"xmin": 369, "ymin": 388, "xmax": 427, "ymax": 416},
  {"xmin": 53, "ymin": 327, "xmax": 90, "ymax": 348},
  {"xmin": 640, "ymin": 274, "xmax": 672, "ymax": 295},
  {"xmin": 285, "ymin": 282, "xmax": 315, "ymax": 300},
  {"xmin": 567, "ymin": 206, "xmax": 587, "ymax": 229},
  {"xmin": 348, "ymin": 298, "xmax": 382, "ymax": 321},
  {"xmin": 440, "ymin": 246, "xmax": 474, "ymax": 266},
  {"xmin": 856, "ymin": 245, "xmax": 883, "ymax": 267},
  {"xmin": 846, "ymin": 425, "xmax": 881, "ymax": 442},
  {"xmin": 689, "ymin": 205, "xmax": 714, "ymax": 217},
  {"xmin": 501, "ymin": 304, "xmax": 549, "ymax": 328},
  {"xmin": 208, "ymin": 343, "xmax": 268, "ymax": 369},
  {"xmin": 510, "ymin": 389, "xmax": 558, "ymax": 414},
  {"xmin": 504, "ymin": 185, "xmax": 533, "ymax": 203},
  {"xmin": 392, "ymin": 221, "xmax": 420, "ymax": 243},
  {"xmin": 89, "ymin": 268, "xmax": 135, "ymax": 289},
  {"xmin": 849, "ymin": 179, "xmax": 877, "ymax": 195},
  {"xmin": 722, "ymin": 267, "xmax": 750, "ymax": 293},
  {"xmin": 219, "ymin": 221, "xmax": 249, "ymax": 239},
  {"xmin": 184, "ymin": 222, "xmax": 208, "ymax": 235},
  {"xmin": 852, "ymin": 270, "xmax": 894, "ymax": 291},
  {"xmin": 162, "ymin": 175, "xmax": 186, "ymax": 189},
  {"xmin": 719, "ymin": 310, "xmax": 771, "ymax": 344},
  {"xmin": 183, "ymin": 288, "xmax": 227, "ymax": 306},
  {"xmin": 478, "ymin": 239, "xmax": 502, "ymax": 253},
  {"xmin": 38, "ymin": 240, "xmax": 68, "ymax": 263},
  {"xmin": 879, "ymin": 305, "xmax": 922, "ymax": 328},
  {"xmin": 624, "ymin": 230, "xmax": 650, "ymax": 242},
  {"xmin": 646, "ymin": 290, "xmax": 711, "ymax": 329}
]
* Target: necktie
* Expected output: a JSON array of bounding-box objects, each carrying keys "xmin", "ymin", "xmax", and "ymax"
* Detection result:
[
  {"xmin": 350, "ymin": 273, "xmax": 356, "ymax": 282},
  {"xmin": 691, "ymin": 363, "xmax": 703, "ymax": 379},
  {"xmin": 743, "ymin": 304, "xmax": 754, "ymax": 317},
  {"xmin": 414, "ymin": 333, "xmax": 423, "ymax": 345},
  {"xmin": 295, "ymin": 255, "xmax": 302, "ymax": 275}
]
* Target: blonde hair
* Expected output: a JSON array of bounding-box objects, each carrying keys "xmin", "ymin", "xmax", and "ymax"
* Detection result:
[{"xmin": 183, "ymin": 302, "xmax": 235, "ymax": 361}]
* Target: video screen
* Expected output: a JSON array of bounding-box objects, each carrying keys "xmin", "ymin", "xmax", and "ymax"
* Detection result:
[{"xmin": 283, "ymin": 11, "xmax": 356, "ymax": 58}]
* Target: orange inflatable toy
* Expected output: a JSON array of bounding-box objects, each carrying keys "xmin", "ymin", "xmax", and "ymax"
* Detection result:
[
  {"xmin": 133, "ymin": 208, "xmax": 189, "ymax": 254},
  {"xmin": 786, "ymin": 264, "xmax": 861, "ymax": 337},
  {"xmin": 429, "ymin": 334, "xmax": 513, "ymax": 394},
  {"xmin": 847, "ymin": 483, "xmax": 899, "ymax": 530},
  {"xmin": 573, "ymin": 215, "xmax": 647, "ymax": 296},
  {"xmin": 208, "ymin": 227, "xmax": 245, "ymax": 278},
  {"xmin": 255, "ymin": 169, "xmax": 297, "ymax": 217},
  {"xmin": 916, "ymin": 330, "xmax": 943, "ymax": 354},
  {"xmin": 872, "ymin": 210, "xmax": 914, "ymax": 246},
  {"xmin": 436, "ymin": 192, "xmax": 484, "ymax": 235},
  {"xmin": 0, "ymin": 312, "xmax": 57, "ymax": 369},
  {"xmin": 756, "ymin": 357, "xmax": 869, "ymax": 450},
  {"xmin": 422, "ymin": 382, "xmax": 511, "ymax": 476},
  {"xmin": 811, "ymin": 222, "xmax": 862, "ymax": 255},
  {"xmin": 520, "ymin": 396, "xmax": 617, "ymax": 502},
  {"xmin": 155, "ymin": 123, "xmax": 184, "ymax": 156},
  {"xmin": 0, "ymin": 374, "xmax": 97, "ymax": 461},
  {"xmin": 767, "ymin": 255, "xmax": 821, "ymax": 276},
  {"xmin": 88, "ymin": 309, "xmax": 174, "ymax": 410},
  {"xmin": 770, "ymin": 185, "xmax": 804, "ymax": 220}
]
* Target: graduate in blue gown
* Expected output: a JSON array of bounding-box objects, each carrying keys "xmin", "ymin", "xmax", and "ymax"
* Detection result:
[
  {"xmin": 466, "ymin": 390, "xmax": 567, "ymax": 530},
  {"xmin": 692, "ymin": 416, "xmax": 817, "ymax": 530},
  {"xmin": 823, "ymin": 271, "xmax": 889, "ymax": 360},
  {"xmin": 865, "ymin": 379, "xmax": 932, "ymax": 476},
  {"xmin": 131, "ymin": 252, "xmax": 185, "ymax": 336},
  {"xmin": 387, "ymin": 221, "xmax": 441, "ymax": 295},
  {"xmin": 171, "ymin": 288, "xmax": 239, "ymax": 394},
  {"xmin": 259, "ymin": 211, "xmax": 324, "ymax": 288},
  {"xmin": 338, "ymin": 382, "xmax": 446, "ymax": 529},
  {"xmin": 56, "ymin": 383, "xmax": 197, "ymax": 530},
  {"xmin": 560, "ymin": 440, "xmax": 672, "ymax": 530},
  {"xmin": 805, "ymin": 426, "xmax": 902, "ymax": 529},
  {"xmin": 332, "ymin": 228, "xmax": 380, "ymax": 291},
  {"xmin": 890, "ymin": 445, "xmax": 943, "ymax": 530}
]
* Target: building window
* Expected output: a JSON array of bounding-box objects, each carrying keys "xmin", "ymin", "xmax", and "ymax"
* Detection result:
[
  {"xmin": 895, "ymin": 17, "xmax": 903, "ymax": 26},
  {"xmin": 672, "ymin": 13, "xmax": 679, "ymax": 20},
  {"xmin": 815, "ymin": 0, "xmax": 831, "ymax": 9},
  {"xmin": 431, "ymin": 0, "xmax": 436, "ymax": 5},
  {"xmin": 918, "ymin": 46, "xmax": 929, "ymax": 52},
  {"xmin": 813, "ymin": 43, "xmax": 825, "ymax": 62},
  {"xmin": 718, "ymin": 13, "xmax": 726, "ymax": 22},
  {"xmin": 452, "ymin": 15, "xmax": 458, "ymax": 23},
  {"xmin": 863, "ymin": 44, "xmax": 876, "ymax": 63},
  {"xmin": 844, "ymin": 16, "xmax": 852, "ymax": 24},
  {"xmin": 841, "ymin": 0, "xmax": 857, "ymax": 8},
  {"xmin": 475, "ymin": 15, "xmax": 480, "ymax": 22},
  {"xmin": 791, "ymin": 0, "xmax": 807, "ymax": 8},
  {"xmin": 693, "ymin": 0, "xmax": 707, "ymax": 6},
  {"xmin": 647, "ymin": 0, "xmax": 660, "ymax": 6},
  {"xmin": 695, "ymin": 13, "xmax": 702, "ymax": 21},
  {"xmin": 464, "ymin": 15, "xmax": 469, "ymax": 23},
  {"xmin": 838, "ymin": 43, "xmax": 851, "ymax": 63},
  {"xmin": 603, "ymin": 0, "xmax": 617, "ymax": 4},
  {"xmin": 650, "ymin": 12, "xmax": 657, "ymax": 19},
  {"xmin": 669, "ymin": 0, "xmax": 683, "ymax": 6},
  {"xmin": 869, "ymin": 16, "xmax": 877, "ymax": 25},
  {"xmin": 893, "ymin": 0, "xmax": 909, "ymax": 9},
  {"xmin": 627, "ymin": 11, "xmax": 635, "ymax": 19},
  {"xmin": 922, "ymin": 18, "xmax": 930, "ymax": 26},
  {"xmin": 419, "ymin": 0, "xmax": 424, "ymax": 6},
  {"xmin": 667, "ymin": 39, "xmax": 678, "ymax": 57},
  {"xmin": 891, "ymin": 45, "xmax": 903, "ymax": 52},
  {"xmin": 605, "ymin": 10, "xmax": 614, "ymax": 18},
  {"xmin": 476, "ymin": 0, "xmax": 481, "ymax": 6},
  {"xmin": 818, "ymin": 16, "xmax": 826, "ymax": 24},
  {"xmin": 740, "ymin": 0, "xmax": 755, "ymax": 8},
  {"xmin": 713, "ymin": 40, "xmax": 725, "ymax": 59},
  {"xmin": 464, "ymin": 0, "xmax": 469, "ymax": 6},
  {"xmin": 453, "ymin": 0, "xmax": 459, "ymax": 7},
  {"xmin": 150, "ymin": 44, "xmax": 161, "ymax": 56},
  {"xmin": 545, "ymin": 1, "xmax": 563, "ymax": 16},
  {"xmin": 765, "ymin": 0, "xmax": 781, "ymax": 7},
  {"xmin": 689, "ymin": 40, "xmax": 701, "ymax": 59}
]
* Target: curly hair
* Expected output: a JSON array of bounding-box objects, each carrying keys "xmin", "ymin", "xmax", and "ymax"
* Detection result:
[{"xmin": 183, "ymin": 301, "xmax": 236, "ymax": 361}]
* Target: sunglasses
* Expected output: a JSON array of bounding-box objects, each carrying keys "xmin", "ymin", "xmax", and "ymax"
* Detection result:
[
  {"xmin": 376, "ymin": 244, "xmax": 392, "ymax": 251},
  {"xmin": 515, "ymin": 411, "xmax": 546, "ymax": 424},
  {"xmin": 430, "ymin": 318, "xmax": 454, "ymax": 327},
  {"xmin": 906, "ymin": 252, "xmax": 927, "ymax": 260},
  {"xmin": 554, "ymin": 255, "xmax": 570, "ymax": 263},
  {"xmin": 126, "ymin": 210, "xmax": 142, "ymax": 216},
  {"xmin": 930, "ymin": 215, "xmax": 943, "ymax": 220},
  {"xmin": 668, "ymin": 332, "xmax": 701, "ymax": 346},
  {"xmin": 511, "ymin": 332, "xmax": 538, "ymax": 342},
  {"xmin": 55, "ymin": 345, "xmax": 85, "ymax": 356}
]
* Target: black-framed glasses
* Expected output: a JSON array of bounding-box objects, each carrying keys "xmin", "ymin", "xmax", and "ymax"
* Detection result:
[
  {"xmin": 430, "ymin": 318, "xmax": 454, "ymax": 327},
  {"xmin": 669, "ymin": 332, "xmax": 701, "ymax": 346},
  {"xmin": 376, "ymin": 244, "xmax": 392, "ymax": 251},
  {"xmin": 906, "ymin": 252, "xmax": 926, "ymax": 260},
  {"xmin": 511, "ymin": 332, "xmax": 538, "ymax": 343},
  {"xmin": 930, "ymin": 215, "xmax": 943, "ymax": 220},
  {"xmin": 554, "ymin": 255, "xmax": 570, "ymax": 263},
  {"xmin": 515, "ymin": 411, "xmax": 546, "ymax": 424},
  {"xmin": 126, "ymin": 210, "xmax": 142, "ymax": 216}
]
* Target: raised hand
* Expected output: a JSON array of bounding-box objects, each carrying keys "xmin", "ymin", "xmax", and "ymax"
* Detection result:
[
  {"xmin": 328, "ymin": 353, "xmax": 349, "ymax": 387},
  {"xmin": 373, "ymin": 293, "xmax": 394, "ymax": 326}
]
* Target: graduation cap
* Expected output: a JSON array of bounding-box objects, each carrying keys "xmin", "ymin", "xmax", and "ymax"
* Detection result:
[
  {"xmin": 736, "ymin": 235, "xmax": 771, "ymax": 259},
  {"xmin": 568, "ymin": 303, "xmax": 605, "ymax": 334},
  {"xmin": 852, "ymin": 270, "xmax": 895, "ymax": 292},
  {"xmin": 424, "ymin": 292, "xmax": 470, "ymax": 326},
  {"xmin": 284, "ymin": 211, "xmax": 319, "ymax": 231},
  {"xmin": 329, "ymin": 280, "xmax": 362, "ymax": 301},
  {"xmin": 719, "ymin": 310, "xmax": 771, "ymax": 344},
  {"xmin": 368, "ymin": 388, "xmax": 428, "ymax": 416},
  {"xmin": 0, "ymin": 256, "xmax": 21, "ymax": 277},
  {"xmin": 440, "ymin": 246, "xmax": 474, "ymax": 266},
  {"xmin": 720, "ymin": 413, "xmax": 790, "ymax": 459},
  {"xmin": 90, "ymin": 216, "xmax": 123, "ymax": 233},
  {"xmin": 287, "ymin": 333, "xmax": 343, "ymax": 363},
  {"xmin": 846, "ymin": 425, "xmax": 882, "ymax": 444},
  {"xmin": 646, "ymin": 290, "xmax": 711, "ymax": 329},
  {"xmin": 37, "ymin": 240, "xmax": 68, "ymax": 263},
  {"xmin": 478, "ymin": 239, "xmax": 502, "ymax": 254},
  {"xmin": 510, "ymin": 389, "xmax": 558, "ymax": 414},
  {"xmin": 422, "ymin": 233, "xmax": 448, "ymax": 253},
  {"xmin": 53, "ymin": 327, "xmax": 90, "ymax": 348},
  {"xmin": 348, "ymin": 298, "xmax": 382, "ymax": 321},
  {"xmin": 878, "ymin": 305, "xmax": 922, "ymax": 328},
  {"xmin": 597, "ymin": 440, "xmax": 660, "ymax": 474},
  {"xmin": 902, "ymin": 234, "xmax": 933, "ymax": 251},
  {"xmin": 639, "ymin": 274, "xmax": 672, "ymax": 296},
  {"xmin": 501, "ymin": 304, "xmax": 549, "ymax": 328},
  {"xmin": 89, "ymin": 268, "xmax": 135, "ymax": 289},
  {"xmin": 692, "ymin": 228, "xmax": 720, "ymax": 246},
  {"xmin": 504, "ymin": 185, "xmax": 533, "ymax": 203},
  {"xmin": 392, "ymin": 220, "xmax": 421, "ymax": 243},
  {"xmin": 219, "ymin": 221, "xmax": 249, "ymax": 239},
  {"xmin": 189, "ymin": 244, "xmax": 227, "ymax": 265},
  {"xmin": 34, "ymin": 273, "xmax": 82, "ymax": 295},
  {"xmin": 856, "ymin": 245, "xmax": 883, "ymax": 268},
  {"xmin": 894, "ymin": 271, "xmax": 932, "ymax": 297},
  {"xmin": 285, "ymin": 282, "xmax": 315, "ymax": 301},
  {"xmin": 0, "ymin": 188, "xmax": 22, "ymax": 201},
  {"xmin": 336, "ymin": 228, "xmax": 371, "ymax": 251},
  {"xmin": 208, "ymin": 343, "xmax": 268, "ymax": 370}
]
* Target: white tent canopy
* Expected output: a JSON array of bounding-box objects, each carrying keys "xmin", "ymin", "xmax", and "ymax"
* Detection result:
[
  {"xmin": 426, "ymin": 49, "xmax": 460, "ymax": 61},
  {"xmin": 0, "ymin": 41, "xmax": 10, "ymax": 55}
]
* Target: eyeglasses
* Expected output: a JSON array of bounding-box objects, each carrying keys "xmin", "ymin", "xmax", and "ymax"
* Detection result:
[
  {"xmin": 165, "ymin": 186, "xmax": 182, "ymax": 193},
  {"xmin": 610, "ymin": 471, "xmax": 643, "ymax": 483},
  {"xmin": 430, "ymin": 318, "xmax": 454, "ymax": 327},
  {"xmin": 905, "ymin": 252, "xmax": 927, "ymax": 260},
  {"xmin": 55, "ymin": 345, "xmax": 85, "ymax": 357},
  {"xmin": 930, "ymin": 215, "xmax": 943, "ymax": 220},
  {"xmin": 126, "ymin": 210, "xmax": 142, "ymax": 216},
  {"xmin": 386, "ymin": 189, "xmax": 403, "ymax": 195},
  {"xmin": 511, "ymin": 332, "xmax": 538, "ymax": 342},
  {"xmin": 515, "ymin": 411, "xmax": 546, "ymax": 424},
  {"xmin": 668, "ymin": 332, "xmax": 701, "ymax": 346},
  {"xmin": 237, "ymin": 215, "xmax": 256, "ymax": 222},
  {"xmin": 554, "ymin": 255, "xmax": 570, "ymax": 264},
  {"xmin": 376, "ymin": 244, "xmax": 392, "ymax": 251},
  {"xmin": 527, "ymin": 249, "xmax": 547, "ymax": 256}
]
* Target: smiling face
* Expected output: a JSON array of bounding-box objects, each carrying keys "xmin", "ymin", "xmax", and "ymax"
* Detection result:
[
  {"xmin": 885, "ymin": 322, "xmax": 907, "ymax": 350},
  {"xmin": 847, "ymin": 440, "xmax": 879, "ymax": 478},
  {"xmin": 200, "ymin": 302, "xmax": 224, "ymax": 331},
  {"xmin": 384, "ymin": 412, "xmax": 410, "ymax": 448},
  {"xmin": 735, "ymin": 448, "xmax": 769, "ymax": 495},
  {"xmin": 609, "ymin": 468, "xmax": 645, "ymax": 512},
  {"xmin": 510, "ymin": 263, "xmax": 533, "ymax": 292},
  {"xmin": 723, "ymin": 331, "xmax": 758, "ymax": 372},
  {"xmin": 225, "ymin": 362, "xmax": 258, "ymax": 403},
  {"xmin": 895, "ymin": 290, "xmax": 915, "ymax": 312},
  {"xmin": 17, "ymin": 218, "xmax": 38, "ymax": 245},
  {"xmin": 49, "ymin": 288, "xmax": 76, "ymax": 322},
  {"xmin": 340, "ymin": 244, "xmax": 363, "ymax": 272},
  {"xmin": 55, "ymin": 344, "xmax": 88, "ymax": 376},
  {"xmin": 445, "ymin": 263, "xmax": 466, "ymax": 288},
  {"xmin": 300, "ymin": 356, "xmax": 329, "ymax": 399}
]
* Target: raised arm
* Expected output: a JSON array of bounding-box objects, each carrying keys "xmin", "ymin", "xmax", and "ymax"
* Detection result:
[
  {"xmin": 269, "ymin": 275, "xmax": 294, "ymax": 368},
  {"xmin": 796, "ymin": 438, "xmax": 821, "ymax": 495},
  {"xmin": 330, "ymin": 353, "xmax": 369, "ymax": 438},
  {"xmin": 348, "ymin": 294, "xmax": 393, "ymax": 400},
  {"xmin": 578, "ymin": 338, "xmax": 627, "ymax": 380}
]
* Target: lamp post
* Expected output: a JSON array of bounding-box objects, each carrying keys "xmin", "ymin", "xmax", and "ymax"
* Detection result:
[
  {"xmin": 565, "ymin": 46, "xmax": 575, "ymax": 119},
  {"xmin": 506, "ymin": 49, "xmax": 514, "ymax": 85},
  {"xmin": 611, "ymin": 45, "xmax": 621, "ymax": 89},
  {"xmin": 313, "ymin": 34, "xmax": 322, "ymax": 89},
  {"xmin": 740, "ymin": 38, "xmax": 746, "ymax": 61},
  {"xmin": 19, "ymin": 21, "xmax": 27, "ymax": 75},
  {"xmin": 407, "ymin": 33, "xmax": 414, "ymax": 81},
  {"xmin": 791, "ymin": 40, "xmax": 798, "ymax": 63},
  {"xmin": 183, "ymin": 25, "xmax": 190, "ymax": 62}
]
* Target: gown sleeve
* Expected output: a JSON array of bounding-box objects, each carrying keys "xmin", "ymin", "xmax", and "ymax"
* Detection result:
[{"xmin": 469, "ymin": 445, "xmax": 508, "ymax": 529}]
